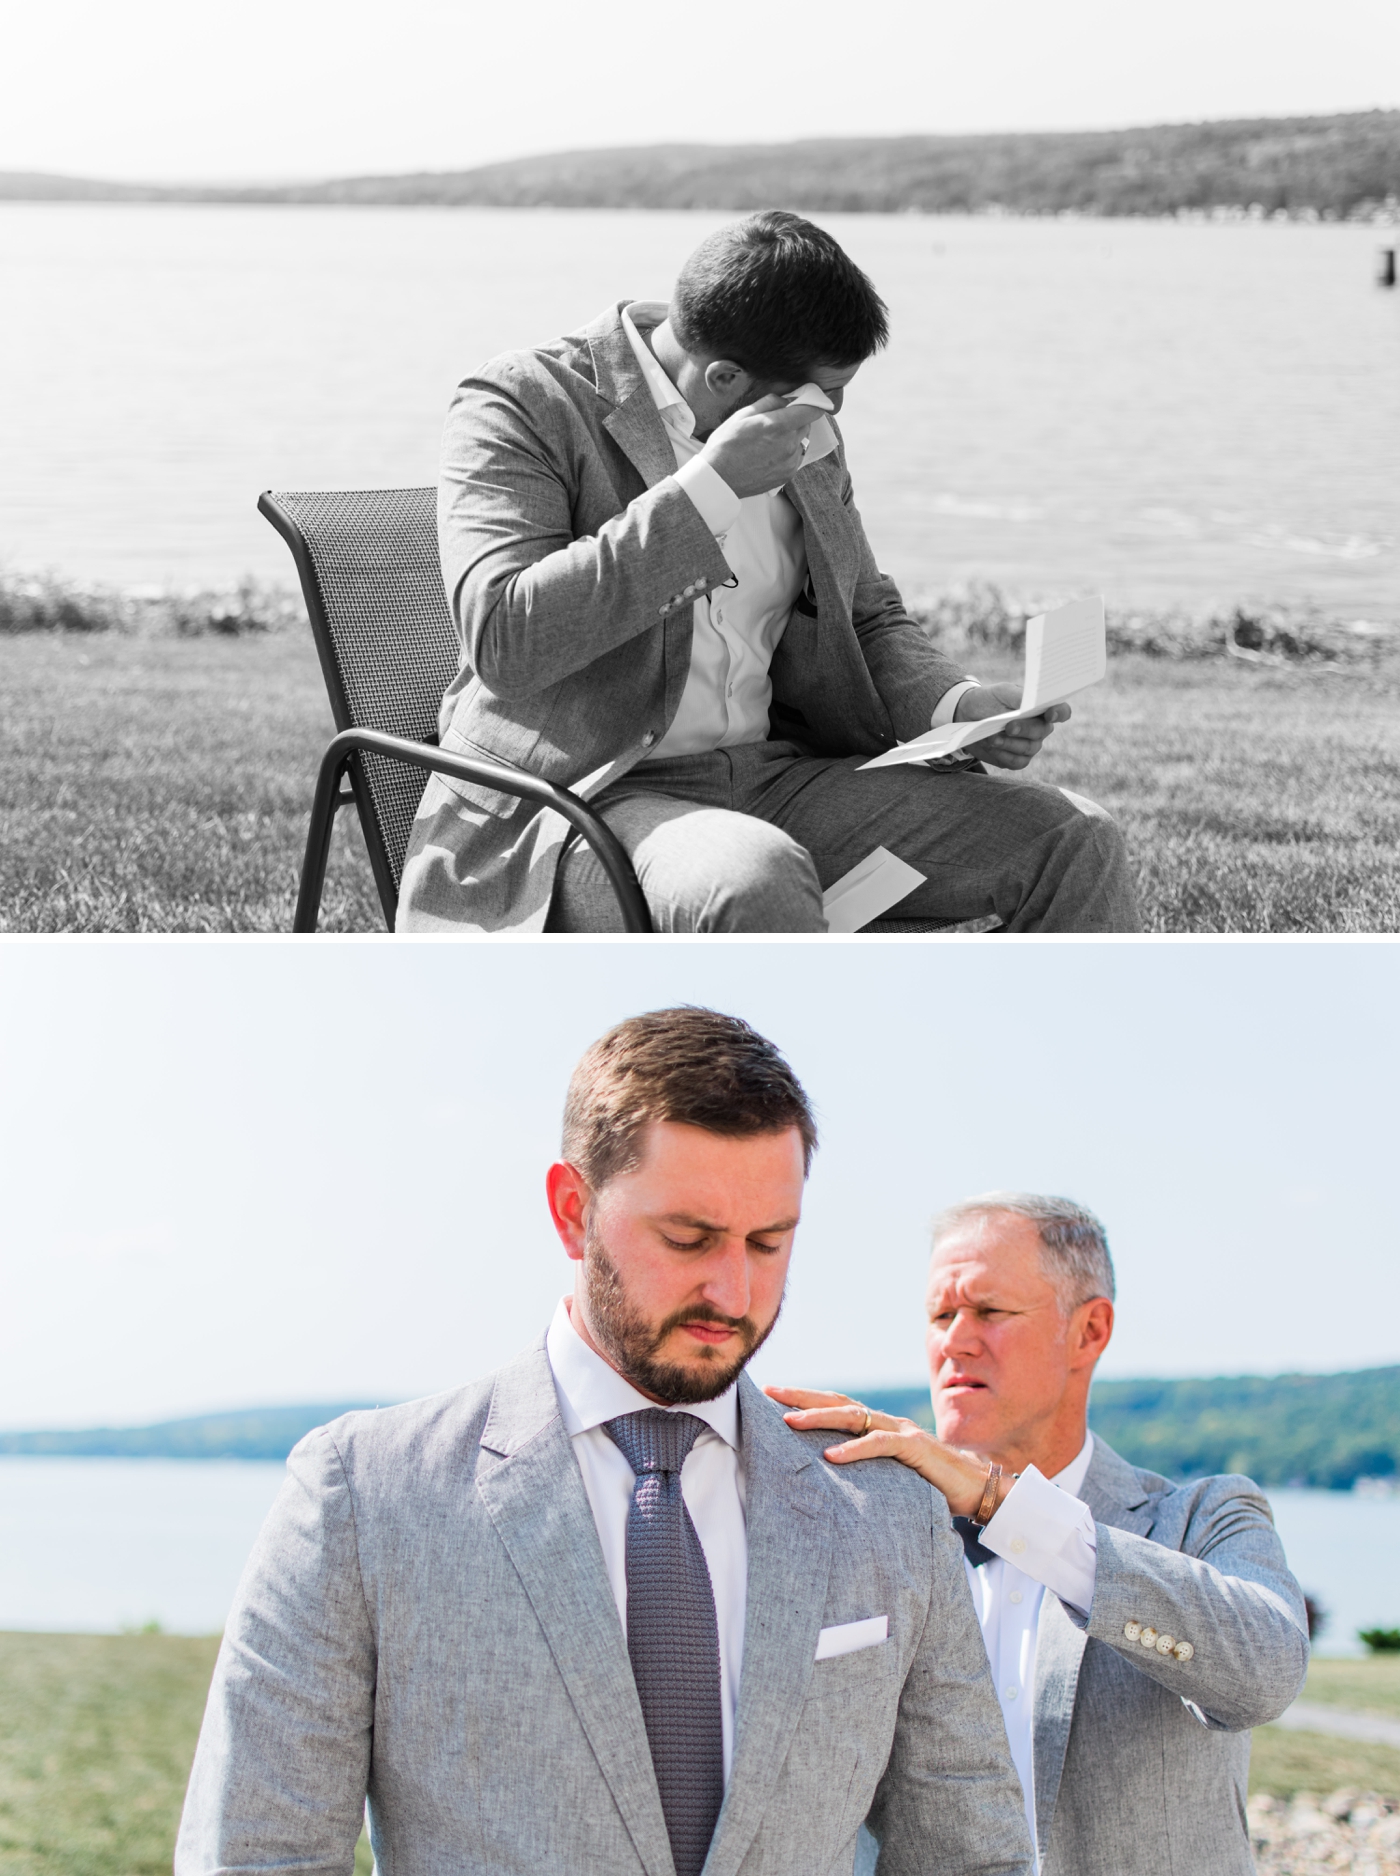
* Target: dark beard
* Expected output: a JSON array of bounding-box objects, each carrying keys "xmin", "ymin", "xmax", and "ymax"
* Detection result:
[{"xmin": 582, "ymin": 1220, "xmax": 782, "ymax": 1404}]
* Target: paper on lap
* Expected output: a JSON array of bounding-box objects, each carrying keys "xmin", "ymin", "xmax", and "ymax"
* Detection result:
[
  {"xmin": 858, "ymin": 595, "xmax": 1107, "ymax": 771},
  {"xmin": 822, "ymin": 847, "xmax": 926, "ymax": 932}
]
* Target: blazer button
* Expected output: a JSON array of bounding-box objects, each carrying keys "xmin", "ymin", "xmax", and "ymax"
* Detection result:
[
  {"xmin": 1123, "ymin": 1622, "xmax": 1142, "ymax": 1642},
  {"xmin": 642, "ymin": 731, "xmax": 656, "ymax": 747},
  {"xmin": 1174, "ymin": 1641, "xmax": 1195, "ymax": 1661},
  {"xmin": 1139, "ymin": 1627, "xmax": 1159, "ymax": 1649},
  {"xmin": 1156, "ymin": 1635, "xmax": 1176, "ymax": 1656}
]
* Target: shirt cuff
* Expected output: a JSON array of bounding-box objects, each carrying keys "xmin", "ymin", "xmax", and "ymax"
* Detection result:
[
  {"xmin": 674, "ymin": 455, "xmax": 742, "ymax": 538},
  {"xmin": 980, "ymin": 1465, "xmax": 1098, "ymax": 1614},
  {"xmin": 930, "ymin": 678, "xmax": 981, "ymax": 730}
]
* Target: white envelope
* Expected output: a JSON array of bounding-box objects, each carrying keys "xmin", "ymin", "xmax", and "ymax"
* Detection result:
[{"xmin": 814, "ymin": 1615, "xmax": 889, "ymax": 1660}]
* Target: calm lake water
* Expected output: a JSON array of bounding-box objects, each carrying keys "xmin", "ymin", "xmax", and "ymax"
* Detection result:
[
  {"xmin": 0, "ymin": 1457, "xmax": 1394, "ymax": 1652},
  {"xmin": 1, "ymin": 205, "xmax": 1397, "ymax": 616}
]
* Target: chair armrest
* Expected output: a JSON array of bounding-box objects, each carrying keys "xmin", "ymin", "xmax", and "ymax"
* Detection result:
[{"xmin": 312, "ymin": 727, "xmax": 651, "ymax": 932}]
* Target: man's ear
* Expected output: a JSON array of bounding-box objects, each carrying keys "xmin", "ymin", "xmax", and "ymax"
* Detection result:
[
  {"xmin": 702, "ymin": 357, "xmax": 757, "ymax": 405},
  {"xmin": 546, "ymin": 1161, "xmax": 591, "ymax": 1262},
  {"xmin": 1070, "ymin": 1296, "xmax": 1114, "ymax": 1371}
]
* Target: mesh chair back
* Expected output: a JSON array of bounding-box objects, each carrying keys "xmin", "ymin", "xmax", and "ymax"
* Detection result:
[{"xmin": 260, "ymin": 486, "xmax": 458, "ymax": 902}]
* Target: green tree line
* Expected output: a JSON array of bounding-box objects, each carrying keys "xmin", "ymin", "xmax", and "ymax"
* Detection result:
[{"xmin": 3, "ymin": 111, "xmax": 1397, "ymax": 218}]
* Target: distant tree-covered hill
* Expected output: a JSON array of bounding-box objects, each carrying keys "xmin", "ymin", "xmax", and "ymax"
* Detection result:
[
  {"xmin": 0, "ymin": 1404, "xmax": 380, "ymax": 1461},
  {"xmin": 2, "ymin": 111, "xmax": 1396, "ymax": 219},
  {"xmin": 3, "ymin": 1366, "xmax": 1397, "ymax": 1482},
  {"xmin": 865, "ymin": 1365, "xmax": 1400, "ymax": 1489}
]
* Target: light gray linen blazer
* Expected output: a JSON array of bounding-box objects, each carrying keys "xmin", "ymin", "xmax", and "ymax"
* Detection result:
[
  {"xmin": 176, "ymin": 1345, "xmax": 1033, "ymax": 1876},
  {"xmin": 396, "ymin": 303, "xmax": 967, "ymax": 931},
  {"xmin": 1032, "ymin": 1438, "xmax": 1309, "ymax": 1876}
]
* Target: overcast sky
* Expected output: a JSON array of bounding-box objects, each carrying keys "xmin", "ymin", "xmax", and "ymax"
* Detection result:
[
  {"xmin": 2, "ymin": 0, "xmax": 1396, "ymax": 183},
  {"xmin": 1, "ymin": 938, "xmax": 1396, "ymax": 1431}
]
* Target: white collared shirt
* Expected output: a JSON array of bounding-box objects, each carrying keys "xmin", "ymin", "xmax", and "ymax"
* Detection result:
[
  {"xmin": 964, "ymin": 1433, "xmax": 1098, "ymax": 1866},
  {"xmin": 621, "ymin": 302, "xmax": 979, "ymax": 755},
  {"xmin": 545, "ymin": 1296, "xmax": 748, "ymax": 1779}
]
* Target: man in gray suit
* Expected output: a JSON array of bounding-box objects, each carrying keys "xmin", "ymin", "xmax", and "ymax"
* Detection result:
[
  {"xmin": 399, "ymin": 210, "xmax": 1139, "ymax": 932},
  {"xmin": 177, "ymin": 1010, "xmax": 1033, "ymax": 1876},
  {"xmin": 773, "ymin": 1192, "xmax": 1309, "ymax": 1875}
]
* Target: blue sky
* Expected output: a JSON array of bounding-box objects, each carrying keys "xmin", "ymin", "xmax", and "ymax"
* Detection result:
[
  {"xmin": 1, "ymin": 938, "xmax": 1396, "ymax": 1429},
  {"xmin": 2, "ymin": 0, "xmax": 1396, "ymax": 183}
]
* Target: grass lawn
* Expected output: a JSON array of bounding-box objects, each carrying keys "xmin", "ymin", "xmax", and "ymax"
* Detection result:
[
  {"xmin": 2, "ymin": 631, "xmax": 1398, "ymax": 932},
  {"xmin": 1298, "ymin": 1653, "xmax": 1400, "ymax": 1720},
  {"xmin": 0, "ymin": 1632, "xmax": 374, "ymax": 1876},
  {"xmin": 1, "ymin": 1631, "xmax": 1397, "ymax": 1869},
  {"xmin": 1250, "ymin": 1656, "xmax": 1400, "ymax": 1801}
]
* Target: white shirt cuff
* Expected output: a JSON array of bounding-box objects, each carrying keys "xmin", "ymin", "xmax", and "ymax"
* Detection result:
[
  {"xmin": 980, "ymin": 1464, "xmax": 1098, "ymax": 1614},
  {"xmin": 674, "ymin": 455, "xmax": 742, "ymax": 538},
  {"xmin": 930, "ymin": 678, "xmax": 981, "ymax": 729}
]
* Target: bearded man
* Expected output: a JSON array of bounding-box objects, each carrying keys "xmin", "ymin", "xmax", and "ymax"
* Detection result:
[{"xmin": 176, "ymin": 1008, "xmax": 1033, "ymax": 1876}]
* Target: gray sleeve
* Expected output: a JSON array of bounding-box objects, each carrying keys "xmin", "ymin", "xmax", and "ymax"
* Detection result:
[
  {"xmin": 438, "ymin": 367, "xmax": 732, "ymax": 700},
  {"xmin": 175, "ymin": 1429, "xmax": 375, "ymax": 1876},
  {"xmin": 1085, "ymin": 1477, "xmax": 1309, "ymax": 1730},
  {"xmin": 866, "ymin": 1493, "xmax": 1035, "ymax": 1876}
]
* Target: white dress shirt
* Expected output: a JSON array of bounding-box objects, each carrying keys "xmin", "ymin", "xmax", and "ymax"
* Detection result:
[
  {"xmin": 545, "ymin": 1296, "xmax": 747, "ymax": 1779},
  {"xmin": 964, "ymin": 1433, "xmax": 1098, "ymax": 1864},
  {"xmin": 621, "ymin": 303, "xmax": 977, "ymax": 757}
]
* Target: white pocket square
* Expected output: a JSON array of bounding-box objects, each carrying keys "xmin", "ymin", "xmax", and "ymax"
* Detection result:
[{"xmin": 814, "ymin": 1615, "xmax": 888, "ymax": 1660}]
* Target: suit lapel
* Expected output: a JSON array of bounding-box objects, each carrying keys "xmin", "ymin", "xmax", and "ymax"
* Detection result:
[
  {"xmin": 1033, "ymin": 1438, "xmax": 1155, "ymax": 1860},
  {"xmin": 781, "ymin": 459, "xmax": 846, "ymax": 624},
  {"xmin": 589, "ymin": 304, "xmax": 684, "ymax": 492},
  {"xmin": 1032, "ymin": 1594, "xmax": 1088, "ymax": 1862},
  {"xmin": 703, "ymin": 1377, "xmax": 834, "ymax": 1876},
  {"xmin": 475, "ymin": 1340, "xmax": 675, "ymax": 1876}
]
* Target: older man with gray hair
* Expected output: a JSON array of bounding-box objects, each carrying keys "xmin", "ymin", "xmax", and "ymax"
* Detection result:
[{"xmin": 771, "ymin": 1192, "xmax": 1309, "ymax": 1875}]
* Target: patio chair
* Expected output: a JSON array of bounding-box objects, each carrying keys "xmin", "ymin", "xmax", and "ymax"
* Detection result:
[{"xmin": 260, "ymin": 485, "xmax": 981, "ymax": 934}]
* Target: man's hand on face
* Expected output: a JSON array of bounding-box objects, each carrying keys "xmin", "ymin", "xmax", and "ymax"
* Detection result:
[
  {"xmin": 953, "ymin": 682, "xmax": 1071, "ymax": 771},
  {"xmin": 698, "ymin": 396, "xmax": 817, "ymax": 500}
]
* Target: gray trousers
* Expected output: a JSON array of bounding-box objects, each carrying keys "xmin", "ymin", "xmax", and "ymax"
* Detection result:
[{"xmin": 547, "ymin": 740, "xmax": 1140, "ymax": 933}]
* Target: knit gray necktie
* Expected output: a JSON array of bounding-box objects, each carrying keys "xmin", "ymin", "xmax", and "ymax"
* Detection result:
[{"xmin": 604, "ymin": 1409, "xmax": 724, "ymax": 1876}]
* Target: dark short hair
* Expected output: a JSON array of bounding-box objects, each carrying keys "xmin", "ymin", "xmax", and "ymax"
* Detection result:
[
  {"xmin": 670, "ymin": 210, "xmax": 889, "ymax": 382},
  {"xmin": 562, "ymin": 1007, "xmax": 818, "ymax": 1190}
]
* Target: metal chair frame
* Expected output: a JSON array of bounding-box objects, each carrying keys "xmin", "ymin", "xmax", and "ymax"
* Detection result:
[
  {"xmin": 262, "ymin": 484, "xmax": 978, "ymax": 936},
  {"xmin": 259, "ymin": 490, "xmax": 651, "ymax": 933}
]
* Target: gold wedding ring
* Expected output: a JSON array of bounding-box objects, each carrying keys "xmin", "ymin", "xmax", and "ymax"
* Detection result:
[{"xmin": 859, "ymin": 1408, "xmax": 872, "ymax": 1435}]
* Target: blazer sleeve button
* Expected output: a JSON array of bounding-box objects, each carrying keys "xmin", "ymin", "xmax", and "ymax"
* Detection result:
[
  {"xmin": 1123, "ymin": 1622, "xmax": 1142, "ymax": 1642},
  {"xmin": 1156, "ymin": 1635, "xmax": 1176, "ymax": 1656},
  {"xmin": 1174, "ymin": 1641, "xmax": 1195, "ymax": 1661},
  {"xmin": 1139, "ymin": 1627, "xmax": 1159, "ymax": 1649}
]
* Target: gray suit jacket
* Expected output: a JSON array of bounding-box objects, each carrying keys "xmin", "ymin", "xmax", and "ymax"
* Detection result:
[
  {"xmin": 396, "ymin": 302, "xmax": 967, "ymax": 931},
  {"xmin": 1033, "ymin": 1439, "xmax": 1309, "ymax": 1876},
  {"xmin": 176, "ymin": 1344, "xmax": 1033, "ymax": 1876}
]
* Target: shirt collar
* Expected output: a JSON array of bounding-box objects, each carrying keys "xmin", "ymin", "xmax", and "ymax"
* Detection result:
[
  {"xmin": 620, "ymin": 301, "xmax": 695, "ymax": 437},
  {"xmin": 1051, "ymin": 1429, "xmax": 1095, "ymax": 1497},
  {"xmin": 546, "ymin": 1295, "xmax": 739, "ymax": 1448}
]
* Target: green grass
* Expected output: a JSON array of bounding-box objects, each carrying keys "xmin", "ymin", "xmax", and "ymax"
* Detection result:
[
  {"xmin": 0, "ymin": 1632, "xmax": 374, "ymax": 1876},
  {"xmin": 2, "ymin": 631, "xmax": 1398, "ymax": 932},
  {"xmin": 1300, "ymin": 1654, "xmax": 1400, "ymax": 1721},
  {"xmin": 0, "ymin": 1628, "xmax": 1395, "ymax": 1862},
  {"xmin": 1249, "ymin": 1658, "xmax": 1400, "ymax": 1801},
  {"xmin": 1249, "ymin": 1728, "xmax": 1400, "ymax": 1800}
]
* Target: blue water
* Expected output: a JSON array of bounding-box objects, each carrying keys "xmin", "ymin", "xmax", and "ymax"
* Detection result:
[
  {"xmin": 0, "ymin": 1457, "xmax": 1393, "ymax": 1650},
  {"xmin": 1, "ymin": 205, "xmax": 1396, "ymax": 616}
]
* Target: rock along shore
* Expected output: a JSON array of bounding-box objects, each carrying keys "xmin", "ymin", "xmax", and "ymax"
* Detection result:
[{"xmin": 1250, "ymin": 1790, "xmax": 1400, "ymax": 1873}]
